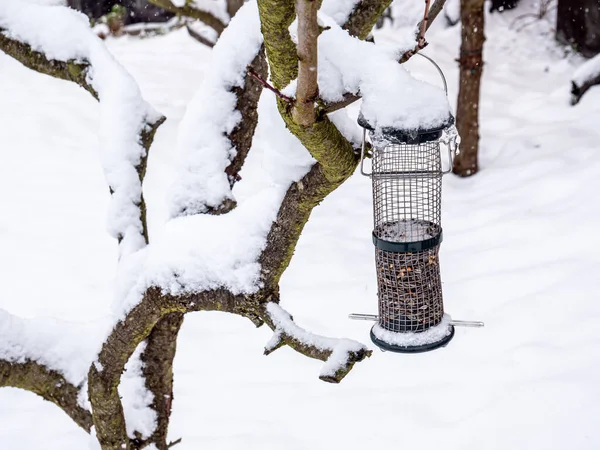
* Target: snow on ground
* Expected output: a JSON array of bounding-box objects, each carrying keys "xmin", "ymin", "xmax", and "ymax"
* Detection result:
[{"xmin": 2, "ymin": 1, "xmax": 600, "ymax": 449}]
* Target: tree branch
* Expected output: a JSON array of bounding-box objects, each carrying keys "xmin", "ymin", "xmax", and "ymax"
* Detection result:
[
  {"xmin": 0, "ymin": 30, "xmax": 165, "ymax": 251},
  {"xmin": 259, "ymin": 303, "xmax": 371, "ymax": 383},
  {"xmin": 0, "ymin": 359, "xmax": 93, "ymax": 432},
  {"xmin": 0, "ymin": 29, "xmax": 97, "ymax": 99},
  {"xmin": 292, "ymin": 0, "xmax": 320, "ymax": 126},
  {"xmin": 256, "ymin": 0, "xmax": 298, "ymax": 90},
  {"xmin": 139, "ymin": 313, "xmax": 185, "ymax": 450},
  {"xmin": 185, "ymin": 23, "xmax": 216, "ymax": 47},
  {"xmin": 343, "ymin": 0, "xmax": 394, "ymax": 39},
  {"xmin": 223, "ymin": 47, "xmax": 269, "ymax": 194},
  {"xmin": 571, "ymin": 73, "xmax": 600, "ymax": 105},
  {"xmin": 88, "ymin": 289, "xmax": 183, "ymax": 450},
  {"xmin": 421, "ymin": 0, "xmax": 448, "ymax": 32},
  {"xmin": 148, "ymin": 0, "xmax": 227, "ymax": 35}
]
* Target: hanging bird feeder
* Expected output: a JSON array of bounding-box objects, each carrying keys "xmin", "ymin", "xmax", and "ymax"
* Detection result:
[{"xmin": 350, "ymin": 54, "xmax": 482, "ymax": 353}]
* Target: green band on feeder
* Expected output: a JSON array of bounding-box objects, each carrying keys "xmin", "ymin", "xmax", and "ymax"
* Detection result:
[{"xmin": 372, "ymin": 231, "xmax": 443, "ymax": 253}]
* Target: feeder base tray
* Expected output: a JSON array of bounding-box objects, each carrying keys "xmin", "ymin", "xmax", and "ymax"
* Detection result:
[{"xmin": 370, "ymin": 325, "xmax": 454, "ymax": 353}]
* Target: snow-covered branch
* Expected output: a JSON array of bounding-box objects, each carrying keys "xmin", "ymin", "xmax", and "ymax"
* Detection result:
[
  {"xmin": 342, "ymin": 0, "xmax": 393, "ymax": 39},
  {"xmin": 170, "ymin": 0, "xmax": 264, "ymax": 217},
  {"xmin": 571, "ymin": 53, "xmax": 600, "ymax": 105},
  {"xmin": 261, "ymin": 303, "xmax": 371, "ymax": 383},
  {"xmin": 0, "ymin": 1, "xmax": 165, "ymax": 259},
  {"xmin": 148, "ymin": 0, "xmax": 231, "ymax": 35},
  {"xmin": 0, "ymin": 308, "xmax": 98, "ymax": 432},
  {"xmin": 0, "ymin": 360, "xmax": 93, "ymax": 432}
]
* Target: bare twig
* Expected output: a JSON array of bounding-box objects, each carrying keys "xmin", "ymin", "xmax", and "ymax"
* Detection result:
[
  {"xmin": 247, "ymin": 67, "xmax": 294, "ymax": 103},
  {"xmin": 420, "ymin": 0, "xmax": 447, "ymax": 32},
  {"xmin": 418, "ymin": 0, "xmax": 432, "ymax": 48},
  {"xmin": 167, "ymin": 437, "xmax": 183, "ymax": 448},
  {"xmin": 292, "ymin": 0, "xmax": 320, "ymax": 126},
  {"xmin": 400, "ymin": 0, "xmax": 433, "ymax": 62},
  {"xmin": 185, "ymin": 23, "xmax": 216, "ymax": 47}
]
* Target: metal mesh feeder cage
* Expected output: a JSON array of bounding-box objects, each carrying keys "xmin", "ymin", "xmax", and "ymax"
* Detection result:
[{"xmin": 357, "ymin": 113, "xmax": 459, "ymax": 353}]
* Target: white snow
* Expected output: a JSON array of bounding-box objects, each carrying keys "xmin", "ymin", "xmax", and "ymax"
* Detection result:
[
  {"xmin": 320, "ymin": 0, "xmax": 360, "ymax": 26},
  {"xmin": 120, "ymin": 342, "xmax": 157, "ymax": 439},
  {"xmin": 316, "ymin": 16, "xmax": 451, "ymax": 132},
  {"xmin": 572, "ymin": 52, "xmax": 600, "ymax": 88},
  {"xmin": 0, "ymin": 0, "xmax": 162, "ymax": 259},
  {"xmin": 372, "ymin": 314, "xmax": 453, "ymax": 347},
  {"xmin": 0, "ymin": 309, "xmax": 106, "ymax": 388},
  {"xmin": 2, "ymin": 1, "xmax": 600, "ymax": 449}
]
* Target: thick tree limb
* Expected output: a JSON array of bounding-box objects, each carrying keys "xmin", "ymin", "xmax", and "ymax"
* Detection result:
[
  {"xmin": 88, "ymin": 289, "xmax": 177, "ymax": 450},
  {"xmin": 343, "ymin": 0, "xmax": 393, "ymax": 39},
  {"xmin": 226, "ymin": 0, "xmax": 245, "ymax": 18},
  {"xmin": 148, "ymin": 0, "xmax": 226, "ymax": 35},
  {"xmin": 256, "ymin": 0, "xmax": 298, "ymax": 90},
  {"xmin": 292, "ymin": 0, "xmax": 320, "ymax": 126},
  {"xmin": 260, "ymin": 303, "xmax": 371, "ymax": 383},
  {"xmin": 0, "ymin": 359, "xmax": 93, "ymax": 432},
  {"xmin": 139, "ymin": 313, "xmax": 185, "ymax": 450},
  {"xmin": 88, "ymin": 287, "xmax": 252, "ymax": 450},
  {"xmin": 258, "ymin": 110, "xmax": 359, "ymax": 291}
]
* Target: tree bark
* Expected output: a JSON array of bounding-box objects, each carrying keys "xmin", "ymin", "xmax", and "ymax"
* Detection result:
[
  {"xmin": 453, "ymin": 0, "xmax": 485, "ymax": 177},
  {"xmin": 556, "ymin": 0, "xmax": 600, "ymax": 57},
  {"xmin": 139, "ymin": 313, "xmax": 185, "ymax": 450}
]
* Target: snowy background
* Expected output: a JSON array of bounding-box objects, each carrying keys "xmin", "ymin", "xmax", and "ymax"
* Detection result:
[{"xmin": 2, "ymin": 0, "xmax": 600, "ymax": 448}]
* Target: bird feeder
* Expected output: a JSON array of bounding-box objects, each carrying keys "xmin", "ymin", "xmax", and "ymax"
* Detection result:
[
  {"xmin": 349, "ymin": 54, "xmax": 483, "ymax": 352},
  {"xmin": 358, "ymin": 114, "xmax": 458, "ymax": 353}
]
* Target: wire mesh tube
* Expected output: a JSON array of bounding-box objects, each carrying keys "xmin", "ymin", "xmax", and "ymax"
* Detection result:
[{"xmin": 371, "ymin": 140, "xmax": 448, "ymax": 338}]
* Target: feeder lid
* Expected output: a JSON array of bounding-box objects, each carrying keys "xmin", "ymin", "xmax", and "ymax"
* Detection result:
[{"xmin": 358, "ymin": 113, "xmax": 454, "ymax": 145}]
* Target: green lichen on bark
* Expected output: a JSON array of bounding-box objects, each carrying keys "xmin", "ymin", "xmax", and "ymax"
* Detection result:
[
  {"xmin": 258, "ymin": 101, "xmax": 359, "ymax": 290},
  {"xmin": 343, "ymin": 0, "xmax": 393, "ymax": 40},
  {"xmin": 0, "ymin": 30, "xmax": 98, "ymax": 99},
  {"xmin": 256, "ymin": 0, "xmax": 298, "ymax": 89}
]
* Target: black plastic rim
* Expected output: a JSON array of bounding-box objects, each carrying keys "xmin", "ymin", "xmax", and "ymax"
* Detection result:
[
  {"xmin": 358, "ymin": 114, "xmax": 455, "ymax": 145},
  {"xmin": 370, "ymin": 325, "xmax": 455, "ymax": 354},
  {"xmin": 372, "ymin": 230, "xmax": 443, "ymax": 253}
]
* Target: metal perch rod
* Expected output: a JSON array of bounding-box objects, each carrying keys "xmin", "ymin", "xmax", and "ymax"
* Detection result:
[{"xmin": 348, "ymin": 313, "xmax": 484, "ymax": 327}]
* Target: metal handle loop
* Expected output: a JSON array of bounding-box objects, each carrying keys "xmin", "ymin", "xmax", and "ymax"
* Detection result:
[
  {"xmin": 414, "ymin": 52, "xmax": 448, "ymax": 96},
  {"xmin": 414, "ymin": 53, "xmax": 456, "ymax": 175}
]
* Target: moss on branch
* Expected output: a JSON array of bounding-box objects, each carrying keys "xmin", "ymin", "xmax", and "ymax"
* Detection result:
[{"xmin": 0, "ymin": 30, "xmax": 97, "ymax": 99}]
